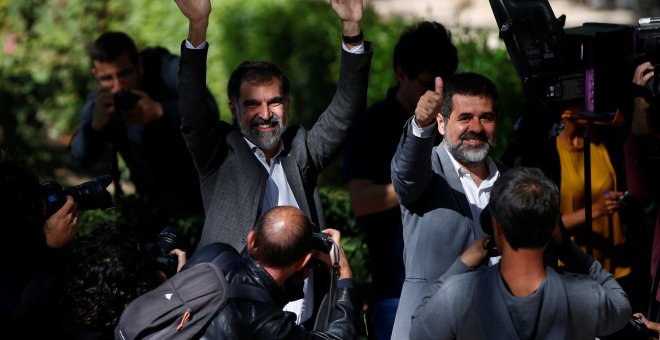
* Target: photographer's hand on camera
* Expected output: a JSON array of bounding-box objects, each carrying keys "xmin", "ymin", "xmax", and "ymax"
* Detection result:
[
  {"xmin": 44, "ymin": 195, "xmax": 79, "ymax": 249},
  {"xmin": 632, "ymin": 313, "xmax": 660, "ymax": 338},
  {"xmin": 414, "ymin": 76, "xmax": 443, "ymax": 128},
  {"xmin": 314, "ymin": 228, "xmax": 352, "ymax": 279},
  {"xmin": 170, "ymin": 248, "xmax": 187, "ymax": 274},
  {"xmin": 120, "ymin": 90, "xmax": 164, "ymax": 125},
  {"xmin": 632, "ymin": 62, "xmax": 656, "ymax": 136},
  {"xmin": 459, "ymin": 237, "xmax": 490, "ymax": 268},
  {"xmin": 92, "ymin": 88, "xmax": 115, "ymax": 131}
]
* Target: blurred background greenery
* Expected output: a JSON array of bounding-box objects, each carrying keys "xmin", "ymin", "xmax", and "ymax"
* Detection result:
[{"xmin": 0, "ymin": 0, "xmax": 522, "ymax": 337}]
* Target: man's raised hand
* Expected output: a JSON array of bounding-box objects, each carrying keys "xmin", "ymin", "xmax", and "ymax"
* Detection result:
[
  {"xmin": 173, "ymin": 0, "xmax": 211, "ymax": 46},
  {"xmin": 331, "ymin": 0, "xmax": 363, "ymax": 24},
  {"xmin": 414, "ymin": 76, "xmax": 443, "ymax": 128}
]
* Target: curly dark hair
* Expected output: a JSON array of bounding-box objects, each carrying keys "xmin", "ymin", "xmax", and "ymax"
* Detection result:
[{"xmin": 60, "ymin": 222, "xmax": 159, "ymax": 335}]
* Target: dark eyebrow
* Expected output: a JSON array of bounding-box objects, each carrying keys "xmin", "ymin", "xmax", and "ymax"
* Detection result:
[
  {"xmin": 480, "ymin": 112, "xmax": 496, "ymax": 119},
  {"xmin": 242, "ymin": 98, "xmax": 261, "ymax": 106},
  {"xmin": 268, "ymin": 96, "xmax": 284, "ymax": 105}
]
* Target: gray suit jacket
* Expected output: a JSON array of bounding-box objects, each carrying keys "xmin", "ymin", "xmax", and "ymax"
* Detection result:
[
  {"xmin": 390, "ymin": 118, "xmax": 506, "ymax": 339},
  {"xmin": 178, "ymin": 42, "xmax": 372, "ymax": 251},
  {"xmin": 410, "ymin": 260, "xmax": 631, "ymax": 339}
]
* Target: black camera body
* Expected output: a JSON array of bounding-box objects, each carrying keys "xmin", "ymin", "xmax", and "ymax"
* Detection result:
[
  {"xmin": 42, "ymin": 175, "xmax": 113, "ymax": 217},
  {"xmin": 629, "ymin": 316, "xmax": 659, "ymax": 337},
  {"xmin": 145, "ymin": 226, "xmax": 180, "ymax": 279},
  {"xmin": 114, "ymin": 90, "xmax": 140, "ymax": 111},
  {"xmin": 312, "ymin": 233, "xmax": 333, "ymax": 253}
]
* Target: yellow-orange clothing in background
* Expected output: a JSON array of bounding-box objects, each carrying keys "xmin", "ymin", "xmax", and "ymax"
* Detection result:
[{"xmin": 557, "ymin": 138, "xmax": 630, "ymax": 278}]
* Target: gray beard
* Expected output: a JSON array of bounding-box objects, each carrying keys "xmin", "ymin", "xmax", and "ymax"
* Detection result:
[
  {"xmin": 240, "ymin": 115, "xmax": 286, "ymax": 151},
  {"xmin": 445, "ymin": 136, "xmax": 494, "ymax": 168}
]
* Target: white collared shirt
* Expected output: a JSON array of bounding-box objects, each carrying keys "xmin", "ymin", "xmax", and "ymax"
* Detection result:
[
  {"xmin": 409, "ymin": 119, "xmax": 499, "ymax": 236},
  {"xmin": 444, "ymin": 145, "xmax": 499, "ymax": 238},
  {"xmin": 244, "ymin": 138, "xmax": 313, "ymax": 324},
  {"xmin": 244, "ymin": 138, "xmax": 300, "ymax": 214}
]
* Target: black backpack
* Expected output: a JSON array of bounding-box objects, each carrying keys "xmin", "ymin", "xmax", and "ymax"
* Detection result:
[{"xmin": 115, "ymin": 243, "xmax": 270, "ymax": 340}]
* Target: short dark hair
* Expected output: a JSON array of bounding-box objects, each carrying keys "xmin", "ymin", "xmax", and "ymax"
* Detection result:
[
  {"xmin": 250, "ymin": 206, "xmax": 313, "ymax": 268},
  {"xmin": 489, "ymin": 167, "xmax": 559, "ymax": 250},
  {"xmin": 60, "ymin": 222, "xmax": 159, "ymax": 334},
  {"xmin": 89, "ymin": 31, "xmax": 139, "ymax": 65},
  {"xmin": 440, "ymin": 72, "xmax": 499, "ymax": 118},
  {"xmin": 393, "ymin": 21, "xmax": 458, "ymax": 80},
  {"xmin": 227, "ymin": 60, "xmax": 290, "ymax": 106}
]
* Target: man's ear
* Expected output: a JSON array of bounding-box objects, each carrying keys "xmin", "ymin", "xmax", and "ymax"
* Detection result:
[
  {"xmin": 492, "ymin": 217, "xmax": 505, "ymax": 248},
  {"xmin": 395, "ymin": 65, "xmax": 407, "ymax": 84},
  {"xmin": 247, "ymin": 231, "xmax": 256, "ymax": 253},
  {"xmin": 137, "ymin": 56, "xmax": 144, "ymax": 76},
  {"xmin": 294, "ymin": 252, "xmax": 312, "ymax": 271},
  {"xmin": 228, "ymin": 101, "xmax": 239, "ymax": 124},
  {"xmin": 492, "ymin": 217, "xmax": 502, "ymax": 235},
  {"xmin": 437, "ymin": 113, "xmax": 446, "ymax": 135}
]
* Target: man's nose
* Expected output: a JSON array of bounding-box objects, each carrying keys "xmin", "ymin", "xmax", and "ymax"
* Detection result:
[
  {"xmin": 110, "ymin": 77, "xmax": 125, "ymax": 93},
  {"xmin": 468, "ymin": 117, "xmax": 484, "ymax": 132},
  {"xmin": 257, "ymin": 103, "xmax": 272, "ymax": 120}
]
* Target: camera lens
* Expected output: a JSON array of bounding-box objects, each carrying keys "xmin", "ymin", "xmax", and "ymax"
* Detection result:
[{"xmin": 156, "ymin": 226, "xmax": 179, "ymax": 255}]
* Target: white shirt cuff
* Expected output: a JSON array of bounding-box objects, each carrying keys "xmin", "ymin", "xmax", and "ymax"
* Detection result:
[
  {"xmin": 411, "ymin": 119, "xmax": 437, "ymax": 138},
  {"xmin": 184, "ymin": 39, "xmax": 208, "ymax": 49},
  {"xmin": 342, "ymin": 41, "xmax": 365, "ymax": 54}
]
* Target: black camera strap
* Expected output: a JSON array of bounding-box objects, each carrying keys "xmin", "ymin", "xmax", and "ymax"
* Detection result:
[
  {"xmin": 111, "ymin": 145, "xmax": 123, "ymax": 199},
  {"xmin": 313, "ymin": 237, "xmax": 340, "ymax": 331}
]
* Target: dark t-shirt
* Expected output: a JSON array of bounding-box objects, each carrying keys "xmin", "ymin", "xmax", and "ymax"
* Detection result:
[{"xmin": 342, "ymin": 87, "xmax": 410, "ymax": 299}]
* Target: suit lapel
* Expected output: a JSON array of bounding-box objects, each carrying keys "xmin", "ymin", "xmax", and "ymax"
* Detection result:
[{"xmin": 281, "ymin": 154, "xmax": 311, "ymax": 218}]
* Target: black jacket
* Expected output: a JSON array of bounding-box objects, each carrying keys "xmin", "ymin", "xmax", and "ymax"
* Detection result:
[{"xmin": 201, "ymin": 255, "xmax": 357, "ymax": 339}]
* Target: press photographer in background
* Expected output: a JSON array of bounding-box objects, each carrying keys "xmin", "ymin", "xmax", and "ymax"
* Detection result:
[
  {"xmin": 0, "ymin": 149, "xmax": 79, "ymax": 336},
  {"xmin": 625, "ymin": 60, "xmax": 660, "ymax": 323},
  {"xmin": 69, "ymin": 32, "xmax": 219, "ymax": 242}
]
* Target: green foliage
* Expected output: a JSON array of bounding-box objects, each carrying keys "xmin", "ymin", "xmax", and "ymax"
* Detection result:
[
  {"xmin": 212, "ymin": 0, "xmax": 395, "ymax": 126},
  {"xmin": 319, "ymin": 186, "xmax": 368, "ymax": 287}
]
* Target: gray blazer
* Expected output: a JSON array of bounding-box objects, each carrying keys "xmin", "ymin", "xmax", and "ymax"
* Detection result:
[
  {"xmin": 390, "ymin": 119, "xmax": 506, "ymax": 340},
  {"xmin": 410, "ymin": 260, "xmax": 632, "ymax": 339},
  {"xmin": 178, "ymin": 43, "xmax": 373, "ymax": 251}
]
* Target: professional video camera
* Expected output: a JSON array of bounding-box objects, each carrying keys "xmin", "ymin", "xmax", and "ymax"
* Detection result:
[
  {"xmin": 41, "ymin": 174, "xmax": 113, "ymax": 217},
  {"xmin": 489, "ymin": 0, "xmax": 660, "ymax": 116},
  {"xmin": 145, "ymin": 226, "xmax": 180, "ymax": 279}
]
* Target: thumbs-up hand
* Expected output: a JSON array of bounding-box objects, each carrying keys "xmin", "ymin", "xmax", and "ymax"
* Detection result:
[{"xmin": 414, "ymin": 76, "xmax": 443, "ymax": 128}]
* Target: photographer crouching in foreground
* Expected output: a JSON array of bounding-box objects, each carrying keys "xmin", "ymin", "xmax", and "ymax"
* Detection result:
[
  {"xmin": 0, "ymin": 150, "xmax": 79, "ymax": 336},
  {"xmin": 200, "ymin": 206, "xmax": 357, "ymax": 339}
]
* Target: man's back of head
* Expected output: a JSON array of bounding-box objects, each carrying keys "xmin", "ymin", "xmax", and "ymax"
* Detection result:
[
  {"xmin": 249, "ymin": 206, "xmax": 313, "ymax": 268},
  {"xmin": 489, "ymin": 167, "xmax": 559, "ymax": 250}
]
